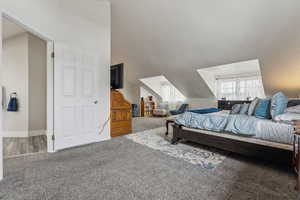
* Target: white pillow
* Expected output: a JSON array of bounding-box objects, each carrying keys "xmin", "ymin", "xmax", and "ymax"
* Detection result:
[
  {"xmin": 285, "ymin": 105, "xmax": 300, "ymax": 114},
  {"xmin": 274, "ymin": 112, "xmax": 300, "ymax": 123}
]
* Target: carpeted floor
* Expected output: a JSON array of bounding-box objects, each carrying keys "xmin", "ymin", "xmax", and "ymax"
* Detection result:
[
  {"xmin": 0, "ymin": 118, "xmax": 297, "ymax": 200},
  {"xmin": 126, "ymin": 127, "xmax": 227, "ymax": 169},
  {"xmin": 132, "ymin": 117, "xmax": 166, "ymax": 133}
]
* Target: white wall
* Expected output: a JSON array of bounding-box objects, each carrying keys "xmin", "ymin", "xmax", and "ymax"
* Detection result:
[
  {"xmin": 0, "ymin": 16, "xmax": 3, "ymax": 181},
  {"xmin": 121, "ymin": 81, "xmax": 164, "ymax": 104},
  {"xmin": 0, "ymin": 0, "xmax": 111, "ymax": 140},
  {"xmin": 1, "ymin": 34, "xmax": 29, "ymax": 137},
  {"xmin": 120, "ymin": 81, "xmax": 140, "ymax": 104},
  {"xmin": 28, "ymin": 33, "xmax": 47, "ymax": 136},
  {"xmin": 185, "ymin": 98, "xmax": 217, "ymax": 110}
]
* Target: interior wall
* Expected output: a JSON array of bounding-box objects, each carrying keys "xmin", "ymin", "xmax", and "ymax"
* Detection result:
[
  {"xmin": 140, "ymin": 87, "xmax": 158, "ymax": 103},
  {"xmin": 1, "ymin": 33, "xmax": 29, "ymax": 137},
  {"xmin": 0, "ymin": 16, "xmax": 2, "ymax": 180},
  {"xmin": 0, "ymin": 0, "xmax": 111, "ymax": 141},
  {"xmin": 28, "ymin": 33, "xmax": 47, "ymax": 136},
  {"xmin": 120, "ymin": 81, "xmax": 140, "ymax": 104},
  {"xmin": 121, "ymin": 81, "xmax": 163, "ymax": 104},
  {"xmin": 186, "ymin": 98, "xmax": 217, "ymax": 110},
  {"xmin": 1, "ymin": 32, "xmax": 47, "ymax": 138}
]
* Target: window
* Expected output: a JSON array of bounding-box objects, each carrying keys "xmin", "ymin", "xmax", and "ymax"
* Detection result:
[
  {"xmin": 217, "ymin": 76, "xmax": 265, "ymax": 100},
  {"xmin": 197, "ymin": 59, "xmax": 266, "ymax": 99},
  {"xmin": 139, "ymin": 75, "xmax": 185, "ymax": 103}
]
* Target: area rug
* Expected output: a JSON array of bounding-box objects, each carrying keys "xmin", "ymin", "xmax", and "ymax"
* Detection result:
[{"xmin": 125, "ymin": 127, "xmax": 226, "ymax": 169}]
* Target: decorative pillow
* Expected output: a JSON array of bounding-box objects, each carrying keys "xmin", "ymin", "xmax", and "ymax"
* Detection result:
[
  {"xmin": 247, "ymin": 97, "xmax": 260, "ymax": 116},
  {"xmin": 285, "ymin": 105, "xmax": 300, "ymax": 114},
  {"xmin": 274, "ymin": 112, "xmax": 300, "ymax": 123},
  {"xmin": 230, "ymin": 104, "xmax": 242, "ymax": 114},
  {"xmin": 254, "ymin": 99, "xmax": 271, "ymax": 119},
  {"xmin": 239, "ymin": 103, "xmax": 250, "ymax": 115},
  {"xmin": 270, "ymin": 92, "xmax": 288, "ymax": 119}
]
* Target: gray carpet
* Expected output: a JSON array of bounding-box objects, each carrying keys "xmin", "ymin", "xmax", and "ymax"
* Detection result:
[
  {"xmin": 132, "ymin": 117, "xmax": 166, "ymax": 133},
  {"xmin": 0, "ymin": 135, "xmax": 297, "ymax": 200}
]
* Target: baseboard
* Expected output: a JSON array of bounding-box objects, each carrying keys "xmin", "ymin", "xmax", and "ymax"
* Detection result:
[{"xmin": 29, "ymin": 130, "xmax": 46, "ymax": 137}]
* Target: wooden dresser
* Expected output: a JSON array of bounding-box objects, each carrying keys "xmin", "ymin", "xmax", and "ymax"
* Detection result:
[{"xmin": 111, "ymin": 90, "xmax": 132, "ymax": 137}]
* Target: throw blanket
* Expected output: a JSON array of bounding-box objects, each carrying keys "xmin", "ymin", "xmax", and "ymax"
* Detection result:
[
  {"xmin": 188, "ymin": 108, "xmax": 222, "ymax": 114},
  {"xmin": 175, "ymin": 112, "xmax": 258, "ymax": 136}
]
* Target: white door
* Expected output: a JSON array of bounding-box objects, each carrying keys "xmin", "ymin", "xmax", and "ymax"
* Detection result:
[{"xmin": 54, "ymin": 44, "xmax": 100, "ymax": 151}]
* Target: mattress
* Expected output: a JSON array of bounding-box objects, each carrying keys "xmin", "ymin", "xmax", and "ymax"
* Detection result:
[
  {"xmin": 255, "ymin": 118, "xmax": 295, "ymax": 145},
  {"xmin": 176, "ymin": 111, "xmax": 296, "ymax": 145}
]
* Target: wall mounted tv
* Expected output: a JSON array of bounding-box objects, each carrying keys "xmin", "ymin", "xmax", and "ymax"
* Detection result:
[{"xmin": 111, "ymin": 63, "xmax": 124, "ymax": 90}]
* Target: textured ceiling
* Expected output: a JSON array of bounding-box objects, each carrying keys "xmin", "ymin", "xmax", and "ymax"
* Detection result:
[{"xmin": 108, "ymin": 0, "xmax": 300, "ymax": 98}]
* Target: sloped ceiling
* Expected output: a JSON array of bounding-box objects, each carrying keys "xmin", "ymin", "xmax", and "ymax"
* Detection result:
[
  {"xmin": 2, "ymin": 18, "xmax": 27, "ymax": 40},
  {"xmin": 108, "ymin": 0, "xmax": 300, "ymax": 98}
]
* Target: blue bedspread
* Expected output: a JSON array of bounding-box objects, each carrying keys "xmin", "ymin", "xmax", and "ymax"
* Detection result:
[
  {"xmin": 225, "ymin": 114, "xmax": 257, "ymax": 136},
  {"xmin": 188, "ymin": 108, "xmax": 222, "ymax": 114},
  {"xmin": 175, "ymin": 112, "xmax": 258, "ymax": 136},
  {"xmin": 175, "ymin": 112, "xmax": 228, "ymax": 132}
]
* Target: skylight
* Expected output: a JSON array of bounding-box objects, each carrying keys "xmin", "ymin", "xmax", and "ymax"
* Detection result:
[
  {"xmin": 197, "ymin": 59, "xmax": 266, "ymax": 100},
  {"xmin": 139, "ymin": 75, "xmax": 186, "ymax": 102}
]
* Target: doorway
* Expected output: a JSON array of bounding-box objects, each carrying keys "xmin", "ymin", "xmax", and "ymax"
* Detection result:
[
  {"xmin": 0, "ymin": 11, "xmax": 105, "ymax": 180},
  {"xmin": 1, "ymin": 15, "xmax": 54, "ymax": 158}
]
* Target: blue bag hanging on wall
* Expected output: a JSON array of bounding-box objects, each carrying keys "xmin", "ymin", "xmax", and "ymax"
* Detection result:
[{"xmin": 7, "ymin": 92, "xmax": 18, "ymax": 112}]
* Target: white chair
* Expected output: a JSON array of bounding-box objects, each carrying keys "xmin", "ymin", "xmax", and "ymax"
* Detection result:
[{"xmin": 153, "ymin": 102, "xmax": 169, "ymax": 117}]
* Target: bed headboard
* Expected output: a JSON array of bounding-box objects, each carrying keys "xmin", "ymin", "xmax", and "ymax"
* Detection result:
[
  {"xmin": 218, "ymin": 100, "xmax": 251, "ymax": 110},
  {"xmin": 288, "ymin": 99, "xmax": 300, "ymax": 107},
  {"xmin": 218, "ymin": 99, "xmax": 300, "ymax": 110}
]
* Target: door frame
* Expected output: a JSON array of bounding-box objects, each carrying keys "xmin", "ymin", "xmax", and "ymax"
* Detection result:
[{"xmin": 0, "ymin": 11, "xmax": 55, "ymax": 180}]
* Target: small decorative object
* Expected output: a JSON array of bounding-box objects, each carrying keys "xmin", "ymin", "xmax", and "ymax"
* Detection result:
[
  {"xmin": 221, "ymin": 97, "xmax": 226, "ymax": 101},
  {"xmin": 140, "ymin": 97, "xmax": 145, "ymax": 117},
  {"xmin": 7, "ymin": 92, "xmax": 18, "ymax": 112},
  {"xmin": 246, "ymin": 97, "xmax": 251, "ymax": 101},
  {"xmin": 132, "ymin": 104, "xmax": 140, "ymax": 118},
  {"xmin": 148, "ymin": 96, "xmax": 155, "ymax": 116}
]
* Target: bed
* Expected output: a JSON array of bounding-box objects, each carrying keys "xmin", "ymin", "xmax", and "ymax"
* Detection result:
[{"xmin": 171, "ymin": 100, "xmax": 300, "ymax": 165}]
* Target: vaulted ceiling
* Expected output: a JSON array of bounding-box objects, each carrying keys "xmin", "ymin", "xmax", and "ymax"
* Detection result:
[
  {"xmin": 2, "ymin": 18, "xmax": 26, "ymax": 40},
  {"xmin": 108, "ymin": 0, "xmax": 300, "ymax": 98}
]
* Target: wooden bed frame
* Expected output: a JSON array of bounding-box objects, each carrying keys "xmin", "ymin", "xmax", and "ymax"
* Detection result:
[{"xmin": 172, "ymin": 123, "xmax": 294, "ymax": 165}]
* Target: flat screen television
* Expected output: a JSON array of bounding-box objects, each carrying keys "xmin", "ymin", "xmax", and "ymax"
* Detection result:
[{"xmin": 111, "ymin": 63, "xmax": 124, "ymax": 90}]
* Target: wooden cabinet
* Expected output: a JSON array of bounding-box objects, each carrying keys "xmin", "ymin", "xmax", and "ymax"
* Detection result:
[{"xmin": 111, "ymin": 90, "xmax": 132, "ymax": 137}]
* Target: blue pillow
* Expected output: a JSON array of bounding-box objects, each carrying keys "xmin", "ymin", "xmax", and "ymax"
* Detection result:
[
  {"xmin": 239, "ymin": 103, "xmax": 250, "ymax": 115},
  {"xmin": 230, "ymin": 104, "xmax": 242, "ymax": 114},
  {"xmin": 254, "ymin": 99, "xmax": 271, "ymax": 119},
  {"xmin": 270, "ymin": 92, "xmax": 288, "ymax": 119}
]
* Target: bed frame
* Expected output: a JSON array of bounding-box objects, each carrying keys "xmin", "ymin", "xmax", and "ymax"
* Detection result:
[{"xmin": 172, "ymin": 124, "xmax": 294, "ymax": 165}]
